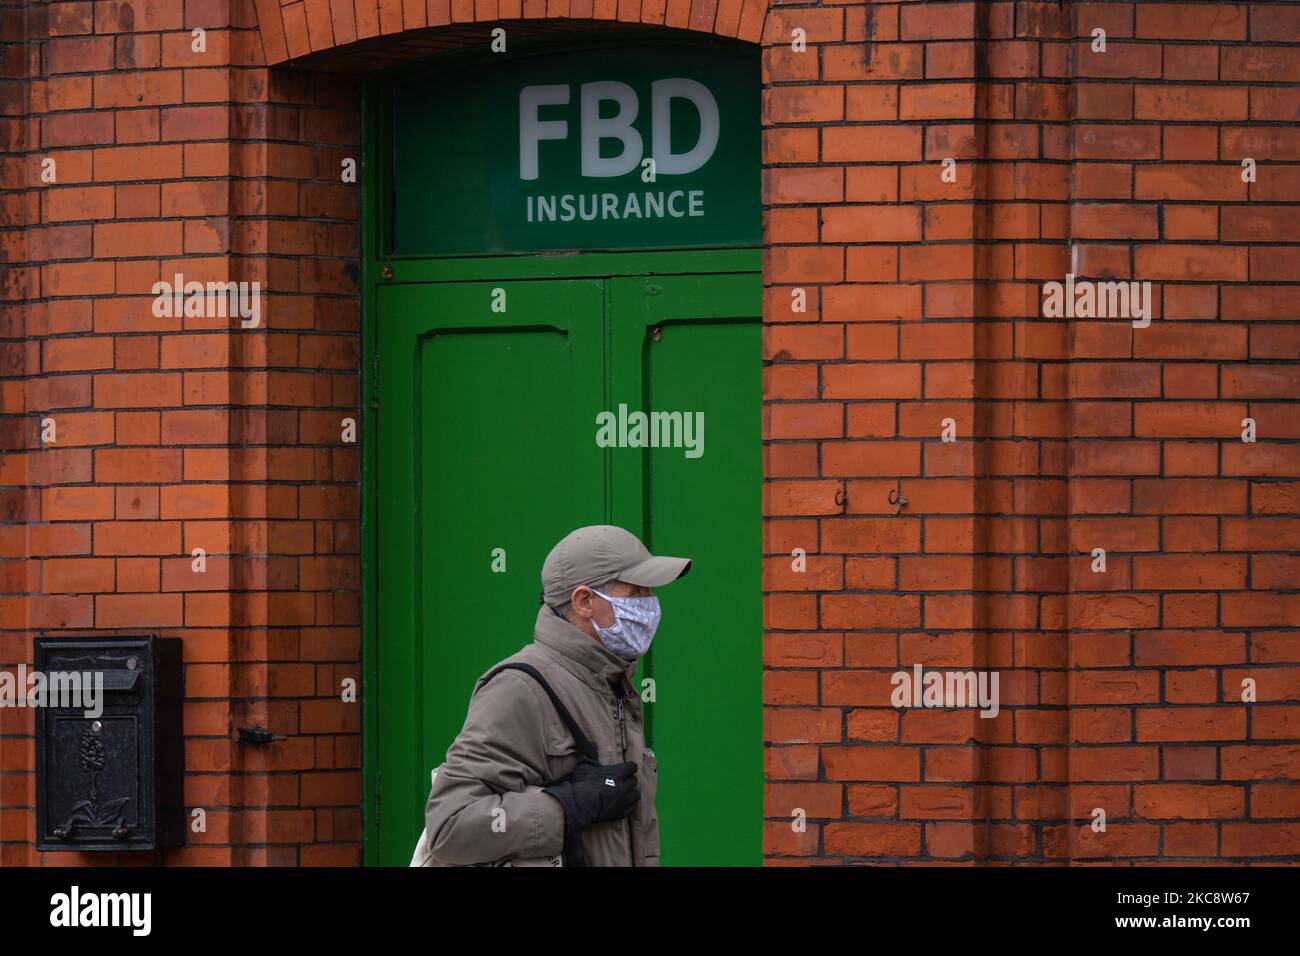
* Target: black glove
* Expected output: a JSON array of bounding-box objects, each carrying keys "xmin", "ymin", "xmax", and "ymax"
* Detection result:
[{"xmin": 543, "ymin": 756, "xmax": 640, "ymax": 865}]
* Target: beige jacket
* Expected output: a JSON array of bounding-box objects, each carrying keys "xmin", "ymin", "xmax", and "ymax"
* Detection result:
[{"xmin": 423, "ymin": 605, "xmax": 660, "ymax": 866}]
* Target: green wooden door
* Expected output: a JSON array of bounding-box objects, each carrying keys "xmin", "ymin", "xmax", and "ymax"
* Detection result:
[
  {"xmin": 610, "ymin": 274, "xmax": 763, "ymax": 866},
  {"xmin": 374, "ymin": 278, "xmax": 607, "ymax": 867},
  {"xmin": 374, "ymin": 269, "xmax": 760, "ymax": 866}
]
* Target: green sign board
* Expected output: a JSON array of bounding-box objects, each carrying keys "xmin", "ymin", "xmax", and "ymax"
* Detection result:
[{"xmin": 389, "ymin": 42, "xmax": 760, "ymax": 256}]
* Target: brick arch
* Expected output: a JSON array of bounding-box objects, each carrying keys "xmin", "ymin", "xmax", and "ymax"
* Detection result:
[{"xmin": 252, "ymin": 0, "xmax": 772, "ymax": 67}]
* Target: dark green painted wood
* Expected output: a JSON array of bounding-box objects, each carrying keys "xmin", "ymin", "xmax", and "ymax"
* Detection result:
[
  {"xmin": 374, "ymin": 279, "xmax": 607, "ymax": 866},
  {"xmin": 361, "ymin": 77, "xmax": 381, "ymax": 865},
  {"xmin": 610, "ymin": 274, "xmax": 762, "ymax": 866},
  {"xmin": 383, "ymin": 38, "xmax": 759, "ymax": 257},
  {"xmin": 390, "ymin": 42, "xmax": 764, "ymax": 256},
  {"xmin": 374, "ymin": 269, "xmax": 760, "ymax": 866},
  {"xmin": 371, "ymin": 249, "xmax": 761, "ymax": 281},
  {"xmin": 364, "ymin": 32, "xmax": 762, "ymax": 868}
]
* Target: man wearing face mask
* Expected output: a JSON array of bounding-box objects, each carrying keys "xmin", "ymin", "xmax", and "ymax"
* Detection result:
[{"xmin": 422, "ymin": 524, "xmax": 690, "ymax": 867}]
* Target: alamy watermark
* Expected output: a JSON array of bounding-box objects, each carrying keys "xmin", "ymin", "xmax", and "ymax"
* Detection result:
[
  {"xmin": 0, "ymin": 665, "xmax": 104, "ymax": 718},
  {"xmin": 890, "ymin": 663, "xmax": 1000, "ymax": 718},
  {"xmin": 151, "ymin": 273, "xmax": 261, "ymax": 327},
  {"xmin": 595, "ymin": 403, "xmax": 704, "ymax": 459},
  {"xmin": 1041, "ymin": 273, "xmax": 1152, "ymax": 328},
  {"xmin": 50, "ymin": 886, "xmax": 151, "ymax": 936}
]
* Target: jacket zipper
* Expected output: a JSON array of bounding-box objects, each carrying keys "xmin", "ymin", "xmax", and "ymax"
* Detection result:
[{"xmin": 617, "ymin": 693, "xmax": 634, "ymax": 866}]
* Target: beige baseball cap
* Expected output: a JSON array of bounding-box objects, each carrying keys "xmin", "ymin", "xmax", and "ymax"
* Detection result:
[{"xmin": 541, "ymin": 525, "xmax": 691, "ymax": 607}]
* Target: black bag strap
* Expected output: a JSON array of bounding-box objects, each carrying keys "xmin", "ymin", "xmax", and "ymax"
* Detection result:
[{"xmin": 476, "ymin": 662, "xmax": 598, "ymax": 762}]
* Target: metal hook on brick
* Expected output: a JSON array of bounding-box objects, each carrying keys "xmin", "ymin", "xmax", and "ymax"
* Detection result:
[{"xmin": 888, "ymin": 482, "xmax": 908, "ymax": 515}]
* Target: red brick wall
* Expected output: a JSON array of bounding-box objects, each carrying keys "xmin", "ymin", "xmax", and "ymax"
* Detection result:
[
  {"xmin": 0, "ymin": 0, "xmax": 363, "ymax": 864},
  {"xmin": 760, "ymin": 1, "xmax": 1300, "ymax": 864},
  {"xmin": 1, "ymin": 0, "xmax": 1297, "ymax": 867}
]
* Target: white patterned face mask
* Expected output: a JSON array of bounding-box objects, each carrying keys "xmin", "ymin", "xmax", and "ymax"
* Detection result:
[{"xmin": 590, "ymin": 589, "xmax": 661, "ymax": 660}]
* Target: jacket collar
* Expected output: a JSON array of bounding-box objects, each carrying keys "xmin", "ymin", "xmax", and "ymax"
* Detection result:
[{"xmin": 533, "ymin": 604, "xmax": 636, "ymax": 695}]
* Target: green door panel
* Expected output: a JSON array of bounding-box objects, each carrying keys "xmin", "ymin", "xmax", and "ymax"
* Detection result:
[
  {"xmin": 610, "ymin": 274, "xmax": 762, "ymax": 866},
  {"xmin": 375, "ymin": 279, "xmax": 606, "ymax": 866},
  {"xmin": 373, "ymin": 268, "xmax": 760, "ymax": 867}
]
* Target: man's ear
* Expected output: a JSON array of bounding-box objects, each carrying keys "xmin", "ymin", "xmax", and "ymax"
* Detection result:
[{"xmin": 575, "ymin": 584, "xmax": 610, "ymax": 619}]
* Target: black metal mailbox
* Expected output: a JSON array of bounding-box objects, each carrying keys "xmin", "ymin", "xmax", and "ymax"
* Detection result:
[{"xmin": 35, "ymin": 635, "xmax": 184, "ymax": 851}]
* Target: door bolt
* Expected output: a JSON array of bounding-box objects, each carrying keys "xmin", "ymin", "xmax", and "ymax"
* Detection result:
[{"xmin": 381, "ymin": 262, "xmax": 394, "ymax": 279}]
